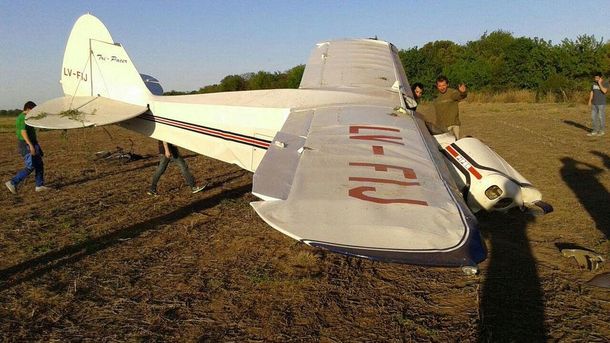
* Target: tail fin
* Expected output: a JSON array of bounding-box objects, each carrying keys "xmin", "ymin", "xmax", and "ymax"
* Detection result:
[{"xmin": 61, "ymin": 14, "xmax": 151, "ymax": 105}]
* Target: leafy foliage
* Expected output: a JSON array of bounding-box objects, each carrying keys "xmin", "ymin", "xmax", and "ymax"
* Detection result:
[
  {"xmin": 165, "ymin": 65, "xmax": 305, "ymax": 95},
  {"xmin": 402, "ymin": 31, "xmax": 609, "ymax": 100}
]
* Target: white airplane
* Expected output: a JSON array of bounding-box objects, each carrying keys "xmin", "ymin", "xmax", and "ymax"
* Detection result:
[{"xmin": 27, "ymin": 14, "xmax": 552, "ymax": 272}]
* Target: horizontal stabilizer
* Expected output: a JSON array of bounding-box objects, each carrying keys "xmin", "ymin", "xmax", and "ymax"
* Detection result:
[{"xmin": 26, "ymin": 96, "xmax": 147, "ymax": 129}]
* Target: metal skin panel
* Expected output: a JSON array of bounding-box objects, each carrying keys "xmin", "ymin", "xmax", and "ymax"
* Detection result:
[{"xmin": 251, "ymin": 105, "xmax": 485, "ymax": 267}]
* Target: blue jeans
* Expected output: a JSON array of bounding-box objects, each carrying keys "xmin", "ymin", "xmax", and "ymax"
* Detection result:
[
  {"xmin": 11, "ymin": 140, "xmax": 44, "ymax": 187},
  {"xmin": 150, "ymin": 155, "xmax": 195, "ymax": 191},
  {"xmin": 592, "ymin": 104, "xmax": 606, "ymax": 132}
]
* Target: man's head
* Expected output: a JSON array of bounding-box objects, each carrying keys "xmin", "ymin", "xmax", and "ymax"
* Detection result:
[
  {"xmin": 23, "ymin": 101, "xmax": 36, "ymax": 112},
  {"xmin": 594, "ymin": 72, "xmax": 603, "ymax": 82},
  {"xmin": 412, "ymin": 82, "xmax": 424, "ymax": 99},
  {"xmin": 436, "ymin": 75, "xmax": 449, "ymax": 94}
]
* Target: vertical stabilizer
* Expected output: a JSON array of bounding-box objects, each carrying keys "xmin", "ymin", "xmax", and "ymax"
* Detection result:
[{"xmin": 61, "ymin": 14, "xmax": 151, "ymax": 105}]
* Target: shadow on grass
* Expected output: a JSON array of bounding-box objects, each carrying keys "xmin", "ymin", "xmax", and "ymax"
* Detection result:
[
  {"xmin": 477, "ymin": 210, "xmax": 546, "ymax": 342},
  {"xmin": 0, "ymin": 181, "xmax": 252, "ymax": 291},
  {"xmin": 54, "ymin": 160, "xmax": 159, "ymax": 189},
  {"xmin": 560, "ymin": 152, "xmax": 610, "ymax": 239},
  {"xmin": 562, "ymin": 120, "xmax": 590, "ymax": 132},
  {"xmin": 53, "ymin": 153, "xmax": 198, "ymax": 189}
]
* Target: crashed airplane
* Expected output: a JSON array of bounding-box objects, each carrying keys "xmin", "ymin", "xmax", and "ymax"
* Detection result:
[{"xmin": 27, "ymin": 14, "xmax": 552, "ymax": 272}]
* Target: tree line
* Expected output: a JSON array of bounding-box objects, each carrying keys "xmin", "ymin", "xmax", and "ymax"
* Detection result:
[
  {"xmin": 399, "ymin": 31, "xmax": 609, "ymax": 101},
  {"xmin": 165, "ymin": 65, "xmax": 305, "ymax": 95},
  {"xmin": 167, "ymin": 31, "xmax": 608, "ymax": 102},
  {"xmin": 0, "ymin": 109, "xmax": 22, "ymax": 116}
]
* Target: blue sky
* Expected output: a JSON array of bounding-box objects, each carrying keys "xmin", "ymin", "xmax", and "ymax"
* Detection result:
[{"xmin": 0, "ymin": 0, "xmax": 607, "ymax": 109}]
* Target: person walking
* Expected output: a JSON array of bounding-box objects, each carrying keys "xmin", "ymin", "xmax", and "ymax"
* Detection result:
[
  {"xmin": 5, "ymin": 101, "xmax": 50, "ymax": 194},
  {"xmin": 433, "ymin": 75, "xmax": 467, "ymax": 139},
  {"xmin": 147, "ymin": 140, "xmax": 206, "ymax": 195},
  {"xmin": 588, "ymin": 72, "xmax": 608, "ymax": 136}
]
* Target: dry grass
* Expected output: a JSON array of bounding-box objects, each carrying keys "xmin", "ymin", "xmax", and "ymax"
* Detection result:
[
  {"xmin": 0, "ymin": 103, "xmax": 608, "ymax": 341},
  {"xmin": 464, "ymin": 89, "xmax": 591, "ymax": 104},
  {"xmin": 0, "ymin": 117, "xmax": 15, "ymax": 133}
]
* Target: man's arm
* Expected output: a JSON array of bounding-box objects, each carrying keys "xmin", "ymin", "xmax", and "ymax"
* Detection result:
[
  {"xmin": 20, "ymin": 129, "xmax": 36, "ymax": 156},
  {"xmin": 452, "ymin": 84, "xmax": 468, "ymax": 101},
  {"xmin": 599, "ymin": 80, "xmax": 608, "ymax": 94},
  {"xmin": 589, "ymin": 90, "xmax": 594, "ymax": 105}
]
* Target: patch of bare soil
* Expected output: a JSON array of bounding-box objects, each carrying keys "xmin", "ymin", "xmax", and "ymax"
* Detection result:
[{"xmin": 0, "ymin": 103, "xmax": 608, "ymax": 341}]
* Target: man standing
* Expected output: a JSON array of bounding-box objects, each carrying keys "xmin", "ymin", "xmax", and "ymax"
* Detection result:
[
  {"xmin": 5, "ymin": 101, "xmax": 50, "ymax": 194},
  {"xmin": 433, "ymin": 75, "xmax": 467, "ymax": 139},
  {"xmin": 147, "ymin": 140, "xmax": 206, "ymax": 195},
  {"xmin": 588, "ymin": 72, "xmax": 608, "ymax": 136}
]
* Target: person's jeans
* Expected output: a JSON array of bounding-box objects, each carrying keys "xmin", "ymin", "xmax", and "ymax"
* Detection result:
[
  {"xmin": 150, "ymin": 155, "xmax": 195, "ymax": 191},
  {"xmin": 11, "ymin": 140, "xmax": 44, "ymax": 187},
  {"xmin": 592, "ymin": 104, "xmax": 606, "ymax": 132}
]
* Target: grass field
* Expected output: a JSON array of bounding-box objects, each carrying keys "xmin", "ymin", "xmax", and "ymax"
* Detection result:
[
  {"xmin": 0, "ymin": 117, "xmax": 16, "ymax": 133},
  {"xmin": 0, "ymin": 103, "xmax": 608, "ymax": 341}
]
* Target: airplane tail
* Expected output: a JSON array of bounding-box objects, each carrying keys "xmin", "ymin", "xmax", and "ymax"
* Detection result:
[
  {"xmin": 61, "ymin": 14, "xmax": 151, "ymax": 105},
  {"xmin": 26, "ymin": 14, "xmax": 151, "ymax": 129}
]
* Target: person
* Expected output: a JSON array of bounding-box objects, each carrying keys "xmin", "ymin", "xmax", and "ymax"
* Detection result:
[
  {"xmin": 433, "ymin": 75, "xmax": 467, "ymax": 139},
  {"xmin": 411, "ymin": 82, "xmax": 424, "ymax": 101},
  {"xmin": 148, "ymin": 140, "xmax": 206, "ymax": 195},
  {"xmin": 5, "ymin": 101, "xmax": 50, "ymax": 194},
  {"xmin": 587, "ymin": 72, "xmax": 608, "ymax": 136}
]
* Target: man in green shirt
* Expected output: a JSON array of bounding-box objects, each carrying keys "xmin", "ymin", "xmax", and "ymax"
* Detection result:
[
  {"xmin": 5, "ymin": 101, "xmax": 50, "ymax": 194},
  {"xmin": 433, "ymin": 75, "xmax": 467, "ymax": 139}
]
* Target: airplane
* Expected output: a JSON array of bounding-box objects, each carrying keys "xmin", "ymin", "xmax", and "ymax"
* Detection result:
[{"xmin": 26, "ymin": 14, "xmax": 552, "ymax": 273}]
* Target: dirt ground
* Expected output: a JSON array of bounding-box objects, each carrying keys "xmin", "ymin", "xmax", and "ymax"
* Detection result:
[{"xmin": 0, "ymin": 103, "xmax": 608, "ymax": 342}]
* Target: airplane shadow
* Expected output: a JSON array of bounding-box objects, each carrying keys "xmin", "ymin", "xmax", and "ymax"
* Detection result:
[
  {"xmin": 562, "ymin": 120, "xmax": 590, "ymax": 132},
  {"xmin": 0, "ymin": 181, "xmax": 252, "ymax": 292},
  {"xmin": 560, "ymin": 152, "xmax": 610, "ymax": 239},
  {"xmin": 477, "ymin": 210, "xmax": 546, "ymax": 342}
]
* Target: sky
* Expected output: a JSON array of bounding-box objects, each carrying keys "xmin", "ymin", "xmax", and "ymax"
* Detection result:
[{"xmin": 1, "ymin": 0, "xmax": 608, "ymax": 110}]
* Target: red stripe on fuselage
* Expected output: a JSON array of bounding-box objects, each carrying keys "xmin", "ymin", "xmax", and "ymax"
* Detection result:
[{"xmin": 140, "ymin": 114, "xmax": 270, "ymax": 149}]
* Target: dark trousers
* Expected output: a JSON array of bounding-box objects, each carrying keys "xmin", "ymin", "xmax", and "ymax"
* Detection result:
[{"xmin": 150, "ymin": 155, "xmax": 195, "ymax": 191}]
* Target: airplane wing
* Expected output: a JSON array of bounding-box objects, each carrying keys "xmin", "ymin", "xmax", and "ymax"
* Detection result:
[
  {"xmin": 251, "ymin": 39, "xmax": 485, "ymax": 267},
  {"xmin": 251, "ymin": 104, "xmax": 485, "ymax": 267}
]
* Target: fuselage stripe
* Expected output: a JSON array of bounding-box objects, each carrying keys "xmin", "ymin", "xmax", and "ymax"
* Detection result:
[{"xmin": 138, "ymin": 113, "xmax": 271, "ymax": 149}]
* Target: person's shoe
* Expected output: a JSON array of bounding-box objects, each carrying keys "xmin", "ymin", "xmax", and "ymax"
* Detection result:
[
  {"xmin": 598, "ymin": 131, "xmax": 605, "ymax": 136},
  {"xmin": 35, "ymin": 185, "xmax": 51, "ymax": 192},
  {"xmin": 191, "ymin": 184, "xmax": 207, "ymax": 194},
  {"xmin": 587, "ymin": 131, "xmax": 598, "ymax": 136},
  {"xmin": 147, "ymin": 189, "xmax": 158, "ymax": 196},
  {"xmin": 5, "ymin": 181, "xmax": 16, "ymax": 194}
]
